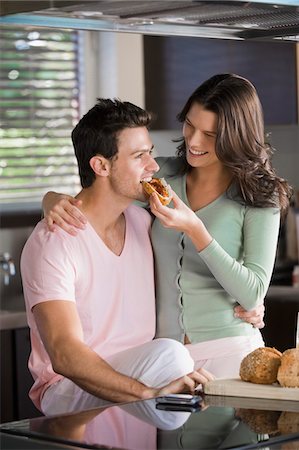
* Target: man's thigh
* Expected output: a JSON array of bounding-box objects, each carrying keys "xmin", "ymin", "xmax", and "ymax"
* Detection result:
[
  {"xmin": 41, "ymin": 338, "xmax": 194, "ymax": 416},
  {"xmin": 107, "ymin": 338, "xmax": 194, "ymax": 387}
]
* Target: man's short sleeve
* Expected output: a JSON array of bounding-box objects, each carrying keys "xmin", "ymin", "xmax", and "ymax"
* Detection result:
[{"xmin": 21, "ymin": 221, "xmax": 76, "ymax": 311}]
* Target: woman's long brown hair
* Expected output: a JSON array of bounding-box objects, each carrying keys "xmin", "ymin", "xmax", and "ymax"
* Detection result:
[{"xmin": 176, "ymin": 73, "xmax": 293, "ymax": 219}]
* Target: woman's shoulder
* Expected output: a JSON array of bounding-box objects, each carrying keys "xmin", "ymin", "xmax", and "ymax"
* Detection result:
[{"xmin": 155, "ymin": 156, "xmax": 184, "ymax": 179}]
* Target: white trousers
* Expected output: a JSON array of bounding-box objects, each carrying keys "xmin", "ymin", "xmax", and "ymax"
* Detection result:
[
  {"xmin": 41, "ymin": 338, "xmax": 194, "ymax": 416},
  {"xmin": 186, "ymin": 333, "xmax": 264, "ymax": 378}
]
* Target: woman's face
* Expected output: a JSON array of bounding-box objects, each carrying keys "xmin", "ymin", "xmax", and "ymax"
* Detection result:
[{"xmin": 183, "ymin": 102, "xmax": 221, "ymax": 170}]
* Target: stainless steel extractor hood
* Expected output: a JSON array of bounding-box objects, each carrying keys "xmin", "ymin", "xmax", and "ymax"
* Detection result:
[{"xmin": 0, "ymin": 0, "xmax": 299, "ymax": 42}]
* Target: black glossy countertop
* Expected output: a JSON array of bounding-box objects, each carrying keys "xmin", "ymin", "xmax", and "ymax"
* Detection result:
[{"xmin": 1, "ymin": 394, "xmax": 299, "ymax": 450}]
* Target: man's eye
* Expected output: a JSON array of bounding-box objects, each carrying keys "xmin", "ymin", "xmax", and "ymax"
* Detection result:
[{"xmin": 136, "ymin": 153, "xmax": 143, "ymax": 158}]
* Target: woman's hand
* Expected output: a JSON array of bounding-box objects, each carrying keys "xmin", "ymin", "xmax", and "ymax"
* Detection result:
[
  {"xmin": 234, "ymin": 304, "xmax": 265, "ymax": 329},
  {"xmin": 43, "ymin": 191, "xmax": 87, "ymax": 236},
  {"xmin": 149, "ymin": 188, "xmax": 196, "ymax": 232},
  {"xmin": 149, "ymin": 189, "xmax": 212, "ymax": 252}
]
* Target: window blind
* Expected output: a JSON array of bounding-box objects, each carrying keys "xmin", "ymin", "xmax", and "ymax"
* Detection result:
[{"xmin": 0, "ymin": 26, "xmax": 81, "ymax": 207}]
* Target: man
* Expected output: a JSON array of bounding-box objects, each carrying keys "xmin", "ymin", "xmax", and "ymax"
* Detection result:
[{"xmin": 21, "ymin": 99, "xmax": 212, "ymax": 417}]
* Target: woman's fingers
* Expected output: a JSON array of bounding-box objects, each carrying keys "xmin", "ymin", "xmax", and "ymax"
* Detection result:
[
  {"xmin": 169, "ymin": 188, "xmax": 183, "ymax": 209},
  {"xmin": 55, "ymin": 199, "xmax": 86, "ymax": 225},
  {"xmin": 234, "ymin": 304, "xmax": 265, "ymax": 328},
  {"xmin": 44, "ymin": 197, "xmax": 87, "ymax": 235},
  {"xmin": 47, "ymin": 212, "xmax": 79, "ymax": 236}
]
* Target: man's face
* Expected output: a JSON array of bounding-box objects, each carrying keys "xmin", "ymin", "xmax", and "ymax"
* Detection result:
[{"xmin": 109, "ymin": 127, "xmax": 159, "ymax": 202}]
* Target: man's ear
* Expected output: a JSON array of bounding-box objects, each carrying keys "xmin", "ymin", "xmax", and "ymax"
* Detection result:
[{"xmin": 89, "ymin": 156, "xmax": 111, "ymax": 177}]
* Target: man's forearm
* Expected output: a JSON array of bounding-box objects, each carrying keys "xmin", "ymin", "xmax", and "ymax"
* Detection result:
[{"xmin": 52, "ymin": 340, "xmax": 154, "ymax": 403}]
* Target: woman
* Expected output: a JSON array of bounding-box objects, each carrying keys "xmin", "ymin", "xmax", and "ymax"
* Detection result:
[{"xmin": 43, "ymin": 74, "xmax": 292, "ymax": 377}]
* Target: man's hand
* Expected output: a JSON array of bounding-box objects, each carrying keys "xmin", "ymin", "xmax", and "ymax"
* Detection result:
[
  {"xmin": 43, "ymin": 192, "xmax": 87, "ymax": 236},
  {"xmin": 149, "ymin": 368, "xmax": 215, "ymax": 399},
  {"xmin": 234, "ymin": 304, "xmax": 265, "ymax": 329}
]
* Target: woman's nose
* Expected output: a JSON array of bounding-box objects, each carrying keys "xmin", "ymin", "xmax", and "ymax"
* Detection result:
[{"xmin": 188, "ymin": 129, "xmax": 203, "ymax": 146}]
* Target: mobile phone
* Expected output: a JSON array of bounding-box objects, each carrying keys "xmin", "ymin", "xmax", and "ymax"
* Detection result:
[
  {"xmin": 155, "ymin": 394, "xmax": 202, "ymax": 406},
  {"xmin": 156, "ymin": 403, "xmax": 201, "ymax": 413}
]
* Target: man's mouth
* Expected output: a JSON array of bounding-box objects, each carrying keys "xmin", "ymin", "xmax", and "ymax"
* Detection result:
[
  {"xmin": 189, "ymin": 148, "xmax": 208, "ymax": 156},
  {"xmin": 140, "ymin": 177, "xmax": 153, "ymax": 183}
]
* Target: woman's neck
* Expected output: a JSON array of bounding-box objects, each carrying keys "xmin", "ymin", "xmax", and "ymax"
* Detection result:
[{"xmin": 186, "ymin": 166, "xmax": 233, "ymax": 211}]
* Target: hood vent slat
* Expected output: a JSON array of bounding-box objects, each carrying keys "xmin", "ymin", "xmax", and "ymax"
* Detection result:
[{"xmin": 1, "ymin": 0, "xmax": 299, "ymax": 42}]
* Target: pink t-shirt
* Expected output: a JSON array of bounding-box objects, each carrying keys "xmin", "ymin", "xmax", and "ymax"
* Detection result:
[{"xmin": 21, "ymin": 204, "xmax": 156, "ymax": 410}]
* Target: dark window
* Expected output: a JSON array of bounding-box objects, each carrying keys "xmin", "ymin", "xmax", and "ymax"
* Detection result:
[{"xmin": 144, "ymin": 36, "xmax": 297, "ymax": 129}]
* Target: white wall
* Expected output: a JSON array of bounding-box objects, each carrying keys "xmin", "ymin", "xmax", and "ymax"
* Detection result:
[{"xmin": 80, "ymin": 31, "xmax": 145, "ymax": 114}]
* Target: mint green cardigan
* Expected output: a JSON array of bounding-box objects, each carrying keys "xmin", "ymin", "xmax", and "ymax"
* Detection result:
[{"xmin": 152, "ymin": 157, "xmax": 280, "ymax": 343}]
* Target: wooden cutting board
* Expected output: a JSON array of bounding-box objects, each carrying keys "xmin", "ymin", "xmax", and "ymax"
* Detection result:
[{"xmin": 203, "ymin": 378, "xmax": 299, "ymax": 402}]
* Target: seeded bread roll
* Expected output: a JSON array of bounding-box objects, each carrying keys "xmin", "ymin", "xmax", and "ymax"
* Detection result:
[
  {"xmin": 277, "ymin": 348, "xmax": 299, "ymax": 388},
  {"xmin": 239, "ymin": 347, "xmax": 282, "ymax": 384}
]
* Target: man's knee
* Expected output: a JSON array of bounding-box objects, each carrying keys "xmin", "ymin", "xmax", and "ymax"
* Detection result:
[{"xmin": 154, "ymin": 338, "xmax": 194, "ymax": 375}]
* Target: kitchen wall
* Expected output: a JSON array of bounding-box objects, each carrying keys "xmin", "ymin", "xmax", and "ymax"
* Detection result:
[
  {"xmin": 1, "ymin": 32, "xmax": 298, "ymax": 303},
  {"xmin": 0, "ymin": 226, "xmax": 36, "ymax": 310}
]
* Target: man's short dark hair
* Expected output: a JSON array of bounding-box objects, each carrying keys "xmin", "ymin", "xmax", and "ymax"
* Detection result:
[{"xmin": 72, "ymin": 98, "xmax": 153, "ymax": 188}]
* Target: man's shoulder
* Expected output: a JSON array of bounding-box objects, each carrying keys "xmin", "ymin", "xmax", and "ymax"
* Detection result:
[
  {"xmin": 127, "ymin": 203, "xmax": 151, "ymax": 220},
  {"xmin": 23, "ymin": 219, "xmax": 74, "ymax": 255},
  {"xmin": 126, "ymin": 204, "xmax": 152, "ymax": 230}
]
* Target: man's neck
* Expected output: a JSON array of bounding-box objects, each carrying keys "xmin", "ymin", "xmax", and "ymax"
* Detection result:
[
  {"xmin": 76, "ymin": 186, "xmax": 129, "ymax": 256},
  {"xmin": 76, "ymin": 185, "xmax": 130, "ymax": 235}
]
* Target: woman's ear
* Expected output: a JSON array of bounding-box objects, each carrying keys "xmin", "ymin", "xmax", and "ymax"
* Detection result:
[{"xmin": 89, "ymin": 156, "xmax": 110, "ymax": 177}]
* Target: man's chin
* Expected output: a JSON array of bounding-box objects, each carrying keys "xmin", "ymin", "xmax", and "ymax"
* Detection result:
[{"xmin": 134, "ymin": 190, "xmax": 148, "ymax": 203}]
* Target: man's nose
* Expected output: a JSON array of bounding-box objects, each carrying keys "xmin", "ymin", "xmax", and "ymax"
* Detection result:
[{"xmin": 147, "ymin": 155, "xmax": 159, "ymax": 173}]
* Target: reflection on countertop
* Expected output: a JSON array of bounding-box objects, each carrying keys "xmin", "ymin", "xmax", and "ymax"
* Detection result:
[{"xmin": 1, "ymin": 396, "xmax": 299, "ymax": 450}]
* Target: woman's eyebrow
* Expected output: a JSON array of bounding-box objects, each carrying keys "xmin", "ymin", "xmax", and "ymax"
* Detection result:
[{"xmin": 185, "ymin": 116, "xmax": 217, "ymax": 135}]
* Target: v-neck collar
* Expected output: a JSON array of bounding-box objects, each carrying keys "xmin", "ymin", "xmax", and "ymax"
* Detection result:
[
  {"xmin": 85, "ymin": 210, "xmax": 128, "ymax": 258},
  {"xmin": 181, "ymin": 172, "xmax": 228, "ymax": 214}
]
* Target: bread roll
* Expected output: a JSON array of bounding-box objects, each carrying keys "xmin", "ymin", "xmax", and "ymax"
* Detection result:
[
  {"xmin": 278, "ymin": 411, "xmax": 299, "ymax": 434},
  {"xmin": 277, "ymin": 348, "xmax": 299, "ymax": 388},
  {"xmin": 239, "ymin": 347, "xmax": 282, "ymax": 384},
  {"xmin": 236, "ymin": 409, "xmax": 280, "ymax": 435}
]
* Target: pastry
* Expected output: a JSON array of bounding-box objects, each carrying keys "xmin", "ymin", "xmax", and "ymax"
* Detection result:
[{"xmin": 142, "ymin": 178, "xmax": 172, "ymax": 206}]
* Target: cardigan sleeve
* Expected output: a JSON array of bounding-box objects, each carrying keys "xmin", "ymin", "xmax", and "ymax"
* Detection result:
[{"xmin": 198, "ymin": 206, "xmax": 280, "ymax": 310}]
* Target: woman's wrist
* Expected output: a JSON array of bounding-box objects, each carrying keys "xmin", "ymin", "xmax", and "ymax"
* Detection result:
[{"xmin": 185, "ymin": 216, "xmax": 213, "ymax": 252}]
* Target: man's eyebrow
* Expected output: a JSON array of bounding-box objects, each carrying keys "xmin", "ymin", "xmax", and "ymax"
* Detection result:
[{"xmin": 131, "ymin": 145, "xmax": 154, "ymax": 155}]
